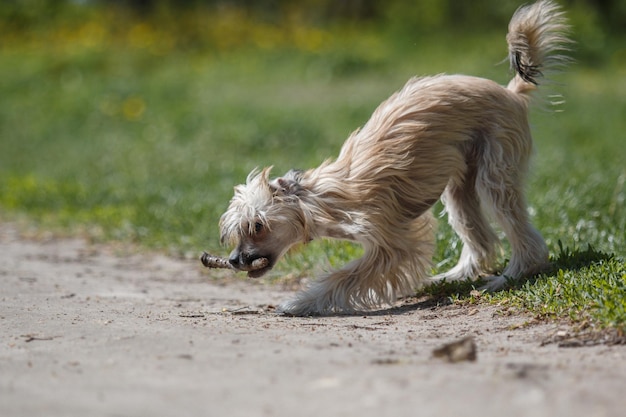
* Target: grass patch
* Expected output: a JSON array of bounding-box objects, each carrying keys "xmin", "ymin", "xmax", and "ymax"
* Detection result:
[
  {"xmin": 490, "ymin": 244, "xmax": 625, "ymax": 330},
  {"xmin": 0, "ymin": 8, "xmax": 624, "ymax": 332},
  {"xmin": 415, "ymin": 244, "xmax": 626, "ymax": 333}
]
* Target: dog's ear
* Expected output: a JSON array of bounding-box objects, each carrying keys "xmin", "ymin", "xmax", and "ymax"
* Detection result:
[{"xmin": 270, "ymin": 169, "xmax": 303, "ymax": 197}]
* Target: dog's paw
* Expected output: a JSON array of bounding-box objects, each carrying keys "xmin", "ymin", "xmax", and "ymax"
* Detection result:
[
  {"xmin": 479, "ymin": 275, "xmax": 512, "ymax": 292},
  {"xmin": 276, "ymin": 299, "xmax": 319, "ymax": 317},
  {"xmin": 430, "ymin": 263, "xmax": 483, "ymax": 284}
]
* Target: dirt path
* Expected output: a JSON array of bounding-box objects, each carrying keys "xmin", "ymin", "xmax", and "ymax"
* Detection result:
[{"xmin": 1, "ymin": 223, "xmax": 625, "ymax": 417}]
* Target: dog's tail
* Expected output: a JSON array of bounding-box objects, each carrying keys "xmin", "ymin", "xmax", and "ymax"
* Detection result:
[{"xmin": 506, "ymin": 0, "xmax": 571, "ymax": 96}]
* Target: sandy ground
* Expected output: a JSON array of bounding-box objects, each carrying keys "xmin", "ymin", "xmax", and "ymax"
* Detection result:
[{"xmin": 1, "ymin": 223, "xmax": 625, "ymax": 417}]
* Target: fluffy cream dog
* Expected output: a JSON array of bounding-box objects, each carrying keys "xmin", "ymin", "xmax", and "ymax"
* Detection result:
[{"xmin": 219, "ymin": 0, "xmax": 571, "ymax": 315}]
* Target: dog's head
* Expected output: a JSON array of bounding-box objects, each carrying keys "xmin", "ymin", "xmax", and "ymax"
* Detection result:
[{"xmin": 219, "ymin": 167, "xmax": 309, "ymax": 278}]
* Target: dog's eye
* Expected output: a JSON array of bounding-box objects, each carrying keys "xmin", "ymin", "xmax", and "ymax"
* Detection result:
[{"xmin": 254, "ymin": 221, "xmax": 264, "ymax": 234}]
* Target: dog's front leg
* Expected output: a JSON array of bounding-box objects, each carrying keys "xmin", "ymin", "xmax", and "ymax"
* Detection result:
[
  {"xmin": 278, "ymin": 213, "xmax": 435, "ymax": 316},
  {"xmin": 278, "ymin": 272, "xmax": 353, "ymax": 316},
  {"xmin": 278, "ymin": 247, "xmax": 423, "ymax": 316},
  {"xmin": 278, "ymin": 260, "xmax": 377, "ymax": 315}
]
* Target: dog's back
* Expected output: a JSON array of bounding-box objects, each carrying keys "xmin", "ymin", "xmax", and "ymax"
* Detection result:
[{"xmin": 341, "ymin": 0, "xmax": 571, "ymax": 199}]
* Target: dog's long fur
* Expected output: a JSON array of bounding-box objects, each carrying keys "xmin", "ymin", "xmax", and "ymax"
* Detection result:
[{"xmin": 219, "ymin": 0, "xmax": 571, "ymax": 315}]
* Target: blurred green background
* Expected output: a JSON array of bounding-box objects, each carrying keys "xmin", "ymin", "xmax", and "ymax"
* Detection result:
[{"xmin": 0, "ymin": 0, "xmax": 624, "ymax": 278}]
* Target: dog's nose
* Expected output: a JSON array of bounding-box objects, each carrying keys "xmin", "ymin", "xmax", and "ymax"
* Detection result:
[{"xmin": 229, "ymin": 254, "xmax": 241, "ymax": 269}]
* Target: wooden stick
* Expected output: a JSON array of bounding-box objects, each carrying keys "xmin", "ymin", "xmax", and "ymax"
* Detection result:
[
  {"xmin": 200, "ymin": 252, "xmax": 269, "ymax": 271},
  {"xmin": 200, "ymin": 252, "xmax": 233, "ymax": 269}
]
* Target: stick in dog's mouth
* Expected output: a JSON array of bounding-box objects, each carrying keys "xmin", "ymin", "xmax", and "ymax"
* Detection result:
[{"xmin": 200, "ymin": 252, "xmax": 269, "ymax": 278}]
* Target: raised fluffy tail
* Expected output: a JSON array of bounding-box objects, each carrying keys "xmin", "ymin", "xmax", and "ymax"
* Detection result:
[{"xmin": 506, "ymin": 0, "xmax": 571, "ymax": 95}]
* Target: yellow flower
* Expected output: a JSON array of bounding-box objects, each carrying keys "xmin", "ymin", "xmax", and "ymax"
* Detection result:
[{"xmin": 122, "ymin": 96, "xmax": 146, "ymax": 121}]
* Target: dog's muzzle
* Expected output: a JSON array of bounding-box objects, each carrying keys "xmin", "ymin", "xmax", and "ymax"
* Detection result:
[{"xmin": 228, "ymin": 250, "xmax": 272, "ymax": 278}]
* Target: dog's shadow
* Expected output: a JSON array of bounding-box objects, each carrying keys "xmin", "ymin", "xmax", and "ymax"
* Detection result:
[{"xmin": 355, "ymin": 242, "xmax": 613, "ymax": 318}]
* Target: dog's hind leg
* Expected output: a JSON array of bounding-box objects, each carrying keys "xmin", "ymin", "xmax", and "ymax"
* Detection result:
[
  {"xmin": 431, "ymin": 169, "xmax": 499, "ymax": 283},
  {"xmin": 475, "ymin": 143, "xmax": 549, "ymax": 290}
]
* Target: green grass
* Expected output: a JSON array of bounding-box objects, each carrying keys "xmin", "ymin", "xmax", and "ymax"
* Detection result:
[
  {"xmin": 424, "ymin": 244, "xmax": 626, "ymax": 332},
  {"xmin": 514, "ymin": 245, "xmax": 625, "ymax": 329},
  {"xmin": 0, "ymin": 15, "xmax": 624, "ymax": 332}
]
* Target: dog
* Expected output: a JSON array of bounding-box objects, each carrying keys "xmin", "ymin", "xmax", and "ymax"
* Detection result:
[{"xmin": 219, "ymin": 0, "xmax": 571, "ymax": 315}]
